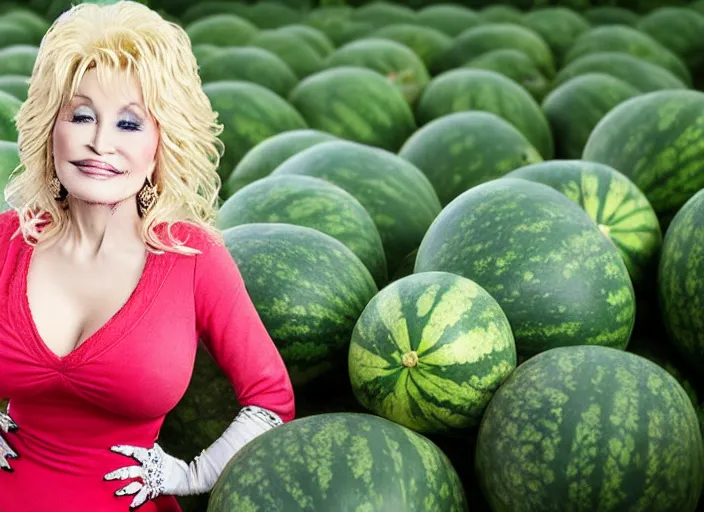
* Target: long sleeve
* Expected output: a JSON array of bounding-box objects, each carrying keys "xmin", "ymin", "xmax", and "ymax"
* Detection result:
[{"xmin": 193, "ymin": 234, "xmax": 295, "ymax": 423}]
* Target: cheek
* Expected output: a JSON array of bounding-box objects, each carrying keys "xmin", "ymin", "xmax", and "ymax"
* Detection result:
[
  {"xmin": 52, "ymin": 121, "xmax": 72, "ymax": 162},
  {"xmin": 137, "ymin": 127, "xmax": 159, "ymax": 169}
]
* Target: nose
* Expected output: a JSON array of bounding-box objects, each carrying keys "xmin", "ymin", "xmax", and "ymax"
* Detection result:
[{"xmin": 88, "ymin": 121, "xmax": 116, "ymax": 155}]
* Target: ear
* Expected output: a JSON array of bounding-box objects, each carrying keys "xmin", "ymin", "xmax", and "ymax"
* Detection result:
[{"xmin": 147, "ymin": 160, "xmax": 157, "ymax": 182}]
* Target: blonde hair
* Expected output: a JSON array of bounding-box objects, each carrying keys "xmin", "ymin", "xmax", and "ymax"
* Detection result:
[{"xmin": 4, "ymin": 0, "xmax": 225, "ymax": 254}]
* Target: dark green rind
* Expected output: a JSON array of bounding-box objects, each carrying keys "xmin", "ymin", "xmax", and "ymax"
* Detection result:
[
  {"xmin": 541, "ymin": 73, "xmax": 641, "ymax": 160},
  {"xmin": 349, "ymin": 271, "xmax": 516, "ymax": 434},
  {"xmin": 416, "ymin": 4, "xmax": 481, "ymax": 38},
  {"xmin": 372, "ymin": 24, "xmax": 452, "ymax": 74},
  {"xmin": 250, "ymin": 29, "xmax": 324, "ymax": 79},
  {"xmin": 414, "ymin": 178, "xmax": 636, "ymax": 358},
  {"xmin": 416, "ymin": 68, "xmax": 554, "ymax": 160},
  {"xmin": 637, "ymin": 7, "xmax": 704, "ymax": 73},
  {"xmin": 658, "ymin": 188, "xmax": 704, "ymax": 368},
  {"xmin": 505, "ymin": 160, "xmax": 662, "ymax": 288},
  {"xmin": 202, "ymin": 81, "xmax": 307, "ymax": 182},
  {"xmin": 222, "ymin": 223, "xmax": 378, "ymax": 386},
  {"xmin": 0, "ymin": 45, "xmax": 37, "ymax": 76},
  {"xmin": 521, "ymin": 7, "xmax": 591, "ymax": 66},
  {"xmin": 350, "ymin": 2, "xmax": 416, "ymax": 29},
  {"xmin": 399, "ymin": 111, "xmax": 543, "ymax": 206},
  {"xmin": 185, "ymin": 14, "xmax": 259, "ymax": 47},
  {"xmin": 583, "ymin": 6, "xmax": 640, "ymax": 26},
  {"xmin": 216, "ymin": 174, "xmax": 388, "ymax": 287},
  {"xmin": 464, "ymin": 49, "xmax": 550, "ymax": 102},
  {"xmin": 439, "ymin": 23, "xmax": 556, "ymax": 79},
  {"xmin": 324, "ymin": 38, "xmax": 430, "ymax": 105},
  {"xmin": 224, "ymin": 129, "xmax": 338, "ymax": 197},
  {"xmin": 564, "ymin": 25, "xmax": 692, "ymax": 86},
  {"xmin": 276, "ymin": 25, "xmax": 335, "ymax": 60},
  {"xmin": 553, "ymin": 52, "xmax": 687, "ymax": 93},
  {"xmin": 271, "ymin": 140, "xmax": 441, "ymax": 275},
  {"xmin": 582, "ymin": 90, "xmax": 704, "ymax": 225},
  {"xmin": 207, "ymin": 413, "xmax": 469, "ymax": 512},
  {"xmin": 289, "ymin": 66, "xmax": 417, "ymax": 153},
  {"xmin": 475, "ymin": 345, "xmax": 704, "ymax": 512},
  {"xmin": 198, "ymin": 47, "xmax": 298, "ymax": 98}
]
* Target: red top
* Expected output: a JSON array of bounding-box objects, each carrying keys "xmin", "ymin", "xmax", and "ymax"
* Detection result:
[{"xmin": 0, "ymin": 209, "xmax": 295, "ymax": 512}]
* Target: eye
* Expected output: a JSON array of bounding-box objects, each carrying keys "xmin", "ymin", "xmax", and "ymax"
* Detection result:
[
  {"xmin": 71, "ymin": 114, "xmax": 93, "ymax": 123},
  {"xmin": 118, "ymin": 120, "xmax": 143, "ymax": 132}
]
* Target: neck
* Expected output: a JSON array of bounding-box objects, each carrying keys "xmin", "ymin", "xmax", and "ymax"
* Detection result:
[{"xmin": 58, "ymin": 197, "xmax": 144, "ymax": 260}]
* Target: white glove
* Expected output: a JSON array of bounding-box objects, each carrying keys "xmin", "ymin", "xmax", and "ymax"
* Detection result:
[
  {"xmin": 0, "ymin": 410, "xmax": 19, "ymax": 473},
  {"xmin": 104, "ymin": 405, "xmax": 283, "ymax": 509}
]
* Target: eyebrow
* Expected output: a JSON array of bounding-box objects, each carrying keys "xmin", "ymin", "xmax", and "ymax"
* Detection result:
[{"xmin": 72, "ymin": 94, "xmax": 146, "ymax": 114}]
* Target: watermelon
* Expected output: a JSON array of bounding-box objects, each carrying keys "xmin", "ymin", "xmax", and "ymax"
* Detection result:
[
  {"xmin": 464, "ymin": 49, "xmax": 550, "ymax": 102},
  {"xmin": 414, "ymin": 178, "xmax": 636, "ymax": 358},
  {"xmin": 276, "ymin": 24, "xmax": 335, "ymax": 60},
  {"xmin": 475, "ymin": 345, "xmax": 704, "ymax": 512},
  {"xmin": 0, "ymin": 75, "xmax": 28, "ymax": 101},
  {"xmin": 324, "ymin": 38, "xmax": 429, "ymax": 105},
  {"xmin": 416, "ymin": 68, "xmax": 554, "ymax": 160},
  {"xmin": 0, "ymin": 10, "xmax": 49, "ymax": 42},
  {"xmin": 371, "ymin": 24, "xmax": 452, "ymax": 73},
  {"xmin": 658, "ymin": 188, "xmax": 704, "ymax": 369},
  {"xmin": 415, "ymin": 4, "xmax": 481, "ymax": 38},
  {"xmin": 0, "ymin": 20, "xmax": 38, "ymax": 48},
  {"xmin": 564, "ymin": 26, "xmax": 692, "ymax": 86},
  {"xmin": 216, "ymin": 174, "xmax": 388, "ymax": 287},
  {"xmin": 198, "ymin": 47, "xmax": 298, "ymax": 98},
  {"xmin": 184, "ymin": 14, "xmax": 259, "ymax": 47},
  {"xmin": 541, "ymin": 73, "xmax": 641, "ymax": 160},
  {"xmin": 583, "ymin": 6, "xmax": 640, "ymax": 26},
  {"xmin": 582, "ymin": 90, "xmax": 704, "ymax": 226},
  {"xmin": 439, "ymin": 23, "xmax": 556, "ymax": 79},
  {"xmin": 479, "ymin": 4, "xmax": 523, "ymax": 24},
  {"xmin": 0, "ymin": 45, "xmax": 37, "ymax": 76},
  {"xmin": 222, "ymin": 223, "xmax": 378, "ymax": 385},
  {"xmin": 180, "ymin": 2, "xmax": 250, "ymax": 25},
  {"xmin": 637, "ymin": 7, "xmax": 704, "ymax": 73},
  {"xmin": 553, "ymin": 52, "xmax": 688, "ymax": 93},
  {"xmin": 289, "ymin": 67, "xmax": 416, "ymax": 153},
  {"xmin": 207, "ymin": 412, "xmax": 468, "ymax": 512},
  {"xmin": 202, "ymin": 81, "xmax": 307, "ymax": 182},
  {"xmin": 224, "ymin": 129, "xmax": 337, "ymax": 196},
  {"xmin": 348, "ymin": 271, "xmax": 516, "ymax": 434},
  {"xmin": 0, "ymin": 140, "xmax": 18, "ymax": 212},
  {"xmin": 399, "ymin": 111, "xmax": 543, "ymax": 206},
  {"xmin": 238, "ymin": 2, "xmax": 302, "ymax": 29},
  {"xmin": 191, "ymin": 44, "xmax": 223, "ymax": 67},
  {"xmin": 521, "ymin": 7, "xmax": 591, "ymax": 66},
  {"xmin": 350, "ymin": 2, "xmax": 416, "ymax": 29},
  {"xmin": 0, "ymin": 91, "xmax": 21, "ymax": 142},
  {"xmin": 505, "ymin": 160, "xmax": 662, "ymax": 287},
  {"xmin": 271, "ymin": 140, "xmax": 441, "ymax": 275},
  {"xmin": 250, "ymin": 29, "xmax": 324, "ymax": 79},
  {"xmin": 304, "ymin": 10, "xmax": 375, "ymax": 48}
]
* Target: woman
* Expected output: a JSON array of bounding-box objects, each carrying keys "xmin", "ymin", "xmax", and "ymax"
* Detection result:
[{"xmin": 0, "ymin": 2, "xmax": 295, "ymax": 511}]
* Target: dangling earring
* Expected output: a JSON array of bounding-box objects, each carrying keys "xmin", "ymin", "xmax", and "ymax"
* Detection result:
[
  {"xmin": 49, "ymin": 174, "xmax": 68, "ymax": 201},
  {"xmin": 137, "ymin": 175, "xmax": 158, "ymax": 217}
]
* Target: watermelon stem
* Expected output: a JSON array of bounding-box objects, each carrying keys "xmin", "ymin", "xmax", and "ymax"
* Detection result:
[{"xmin": 402, "ymin": 351, "xmax": 419, "ymax": 368}]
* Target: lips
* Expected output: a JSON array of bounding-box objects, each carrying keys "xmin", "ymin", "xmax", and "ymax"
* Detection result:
[{"xmin": 71, "ymin": 159, "xmax": 124, "ymax": 174}]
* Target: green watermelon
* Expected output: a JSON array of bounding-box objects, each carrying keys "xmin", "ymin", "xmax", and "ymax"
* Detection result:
[
  {"xmin": 348, "ymin": 271, "xmax": 516, "ymax": 434},
  {"xmin": 180, "ymin": 2, "xmax": 250, "ymax": 25},
  {"xmin": 564, "ymin": 26, "xmax": 692, "ymax": 86},
  {"xmin": 224, "ymin": 129, "xmax": 337, "ymax": 196},
  {"xmin": 250, "ymin": 29, "xmax": 324, "ymax": 79},
  {"xmin": 505, "ymin": 160, "xmax": 662, "ymax": 287},
  {"xmin": 439, "ymin": 23, "xmax": 555, "ymax": 79},
  {"xmin": 216, "ymin": 174, "xmax": 388, "ymax": 287},
  {"xmin": 0, "ymin": 75, "xmax": 28, "ymax": 101},
  {"xmin": 475, "ymin": 345, "xmax": 704, "ymax": 512},
  {"xmin": 208, "ymin": 412, "xmax": 468, "ymax": 512},
  {"xmin": 399, "ymin": 111, "xmax": 543, "ymax": 206},
  {"xmin": 198, "ymin": 47, "xmax": 298, "ymax": 98},
  {"xmin": 414, "ymin": 178, "xmax": 636, "ymax": 358},
  {"xmin": 658, "ymin": 188, "xmax": 704, "ymax": 369},
  {"xmin": 185, "ymin": 14, "xmax": 259, "ymax": 47},
  {"xmin": 479, "ymin": 4, "xmax": 523, "ymax": 24},
  {"xmin": 276, "ymin": 24, "xmax": 335, "ymax": 60},
  {"xmin": 371, "ymin": 24, "xmax": 452, "ymax": 73},
  {"xmin": 521, "ymin": 7, "xmax": 591, "ymax": 66},
  {"xmin": 222, "ymin": 223, "xmax": 378, "ymax": 385},
  {"xmin": 0, "ymin": 45, "xmax": 37, "ymax": 76},
  {"xmin": 415, "ymin": 4, "xmax": 481, "ymax": 38},
  {"xmin": 324, "ymin": 38, "xmax": 429, "ymax": 105},
  {"xmin": 582, "ymin": 90, "xmax": 704, "ymax": 226},
  {"xmin": 289, "ymin": 67, "xmax": 416, "ymax": 153},
  {"xmin": 0, "ymin": 140, "xmax": 18, "ymax": 211},
  {"xmin": 541, "ymin": 73, "xmax": 641, "ymax": 160},
  {"xmin": 464, "ymin": 49, "xmax": 550, "ymax": 102},
  {"xmin": 350, "ymin": 1, "xmax": 416, "ymax": 29},
  {"xmin": 191, "ymin": 44, "xmax": 224, "ymax": 68},
  {"xmin": 637, "ymin": 7, "xmax": 704, "ymax": 73},
  {"xmin": 553, "ymin": 52, "xmax": 688, "ymax": 93},
  {"xmin": 271, "ymin": 140, "xmax": 441, "ymax": 275},
  {"xmin": 583, "ymin": 6, "xmax": 640, "ymax": 26},
  {"xmin": 304, "ymin": 9, "xmax": 375, "ymax": 48},
  {"xmin": 416, "ymin": 68, "xmax": 554, "ymax": 159},
  {"xmin": 202, "ymin": 81, "xmax": 307, "ymax": 182},
  {"xmin": 0, "ymin": 91, "xmax": 21, "ymax": 142},
  {"xmin": 0, "ymin": 20, "xmax": 38, "ymax": 48},
  {"xmin": 239, "ymin": 2, "xmax": 302, "ymax": 29},
  {"xmin": 0, "ymin": 10, "xmax": 49, "ymax": 42}
]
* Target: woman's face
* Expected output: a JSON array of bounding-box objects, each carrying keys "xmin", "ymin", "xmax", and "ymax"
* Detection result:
[{"xmin": 52, "ymin": 67, "xmax": 160, "ymax": 207}]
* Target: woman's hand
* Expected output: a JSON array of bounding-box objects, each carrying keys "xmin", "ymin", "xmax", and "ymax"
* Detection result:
[{"xmin": 0, "ymin": 411, "xmax": 18, "ymax": 472}]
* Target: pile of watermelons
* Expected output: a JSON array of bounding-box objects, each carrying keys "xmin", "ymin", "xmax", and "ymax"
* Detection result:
[{"xmin": 2, "ymin": 0, "xmax": 704, "ymax": 510}]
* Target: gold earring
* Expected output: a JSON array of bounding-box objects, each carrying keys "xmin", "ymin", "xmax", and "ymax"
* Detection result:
[
  {"xmin": 137, "ymin": 176, "xmax": 158, "ymax": 217},
  {"xmin": 49, "ymin": 174, "xmax": 67, "ymax": 201}
]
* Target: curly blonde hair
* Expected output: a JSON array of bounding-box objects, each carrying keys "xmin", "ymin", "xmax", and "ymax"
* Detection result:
[{"xmin": 4, "ymin": 0, "xmax": 225, "ymax": 254}]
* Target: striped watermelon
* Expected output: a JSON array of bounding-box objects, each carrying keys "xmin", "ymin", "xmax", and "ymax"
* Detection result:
[
  {"xmin": 372, "ymin": 23, "xmax": 452, "ymax": 73},
  {"xmin": 583, "ymin": 6, "xmax": 640, "ymax": 26},
  {"xmin": 0, "ymin": 75, "xmax": 28, "ymax": 101},
  {"xmin": 637, "ymin": 7, "xmax": 704, "ymax": 73},
  {"xmin": 208, "ymin": 413, "xmax": 469, "ymax": 512},
  {"xmin": 464, "ymin": 49, "xmax": 550, "ymax": 102},
  {"xmin": 222, "ymin": 223, "xmax": 378, "ymax": 385},
  {"xmin": 476, "ymin": 345, "xmax": 704, "ymax": 512},
  {"xmin": 0, "ymin": 45, "xmax": 36, "ymax": 76},
  {"xmin": 184, "ymin": 14, "xmax": 259, "ymax": 47},
  {"xmin": 276, "ymin": 25, "xmax": 335, "ymax": 59},
  {"xmin": 521, "ymin": 7, "xmax": 591, "ymax": 66},
  {"xmin": 416, "ymin": 4, "xmax": 481, "ymax": 38},
  {"xmin": 348, "ymin": 271, "xmax": 516, "ymax": 434},
  {"xmin": 250, "ymin": 29, "xmax": 324, "ymax": 79},
  {"xmin": 506, "ymin": 160, "xmax": 662, "ymax": 288},
  {"xmin": 414, "ymin": 178, "xmax": 636, "ymax": 358}
]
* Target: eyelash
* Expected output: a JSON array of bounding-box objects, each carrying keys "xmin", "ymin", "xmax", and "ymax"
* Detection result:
[{"xmin": 71, "ymin": 114, "xmax": 143, "ymax": 132}]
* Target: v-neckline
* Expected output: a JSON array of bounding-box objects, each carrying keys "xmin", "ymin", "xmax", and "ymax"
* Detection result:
[{"xmin": 20, "ymin": 241, "xmax": 155, "ymax": 366}]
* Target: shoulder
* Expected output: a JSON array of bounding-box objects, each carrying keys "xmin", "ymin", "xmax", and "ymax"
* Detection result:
[
  {"xmin": 0, "ymin": 209, "xmax": 20, "ymax": 245},
  {"xmin": 153, "ymin": 220, "xmax": 226, "ymax": 256}
]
